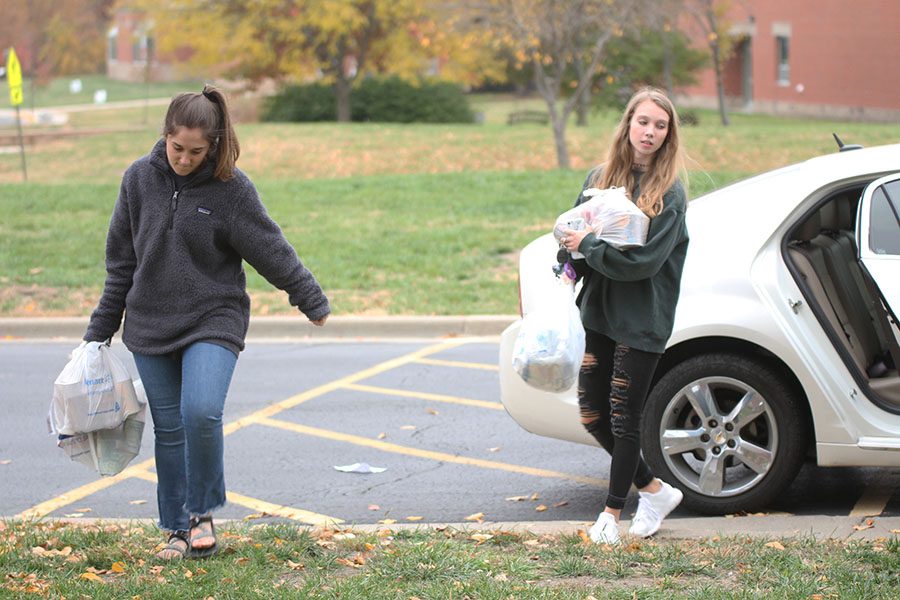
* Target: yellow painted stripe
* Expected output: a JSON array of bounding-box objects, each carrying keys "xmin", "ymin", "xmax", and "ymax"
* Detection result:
[
  {"xmin": 19, "ymin": 340, "xmax": 467, "ymax": 520},
  {"xmin": 850, "ymin": 480, "xmax": 894, "ymax": 518},
  {"xmin": 257, "ymin": 416, "xmax": 606, "ymax": 487},
  {"xmin": 414, "ymin": 357, "xmax": 498, "ymax": 371},
  {"xmin": 130, "ymin": 470, "xmax": 343, "ymax": 526},
  {"xmin": 15, "ymin": 458, "xmax": 154, "ymax": 520},
  {"xmin": 344, "ymin": 382, "xmax": 503, "ymax": 411},
  {"xmin": 223, "ymin": 339, "xmax": 469, "ymax": 436}
]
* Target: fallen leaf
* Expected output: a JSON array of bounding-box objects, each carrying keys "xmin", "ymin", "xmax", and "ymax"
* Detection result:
[
  {"xmin": 853, "ymin": 519, "xmax": 875, "ymax": 531},
  {"xmin": 367, "ymin": 504, "xmax": 381, "ymax": 511},
  {"xmin": 506, "ymin": 496, "xmax": 528, "ymax": 502},
  {"xmin": 110, "ymin": 562, "xmax": 126, "ymax": 573},
  {"xmin": 0, "ymin": 459, "xmax": 11, "ymax": 465},
  {"xmin": 577, "ymin": 529, "xmax": 591, "ymax": 544},
  {"xmin": 333, "ymin": 532, "xmax": 356, "ymax": 541},
  {"xmin": 74, "ymin": 507, "xmax": 93, "ymax": 513},
  {"xmin": 64, "ymin": 513, "xmax": 84, "ymax": 518},
  {"xmin": 377, "ymin": 432, "xmax": 386, "ymax": 440},
  {"xmin": 378, "ymin": 519, "xmax": 397, "ymax": 525},
  {"xmin": 890, "ymin": 529, "xmax": 900, "ymax": 534},
  {"xmin": 29, "ymin": 267, "xmax": 44, "ymax": 275},
  {"xmin": 488, "ymin": 447, "xmax": 500, "ymax": 453},
  {"xmin": 405, "ymin": 516, "xmax": 424, "ymax": 522},
  {"xmin": 400, "ymin": 425, "xmax": 416, "ymax": 430},
  {"xmin": 234, "ymin": 557, "xmax": 250, "ymax": 565},
  {"xmin": 552, "ymin": 501, "xmax": 569, "ymax": 508},
  {"xmin": 129, "ymin": 500, "xmax": 148, "ymax": 505},
  {"xmin": 426, "ymin": 408, "xmax": 439, "ymax": 415},
  {"xmin": 530, "ymin": 493, "xmax": 539, "ymax": 501},
  {"xmin": 465, "ymin": 512, "xmax": 485, "ymax": 522},
  {"xmin": 470, "ymin": 533, "xmax": 493, "ymax": 543},
  {"xmin": 183, "ymin": 570, "xmax": 193, "ymax": 579},
  {"xmin": 535, "ymin": 505, "xmax": 548, "ymax": 512},
  {"xmin": 765, "ymin": 541, "xmax": 785, "ymax": 550},
  {"xmin": 286, "ymin": 560, "xmax": 305, "ymax": 570},
  {"xmin": 79, "ymin": 572, "xmax": 104, "ymax": 583}
]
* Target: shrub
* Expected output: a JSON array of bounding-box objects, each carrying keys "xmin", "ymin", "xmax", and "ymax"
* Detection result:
[
  {"xmin": 261, "ymin": 83, "xmax": 335, "ymax": 122},
  {"xmin": 262, "ymin": 77, "xmax": 474, "ymax": 124}
]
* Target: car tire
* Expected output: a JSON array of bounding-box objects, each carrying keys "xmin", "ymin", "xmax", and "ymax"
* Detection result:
[{"xmin": 642, "ymin": 353, "xmax": 808, "ymax": 515}]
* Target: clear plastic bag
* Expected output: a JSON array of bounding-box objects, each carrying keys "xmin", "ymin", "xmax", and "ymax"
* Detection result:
[
  {"xmin": 57, "ymin": 380, "xmax": 147, "ymax": 476},
  {"xmin": 553, "ymin": 187, "xmax": 650, "ymax": 257},
  {"xmin": 512, "ymin": 280, "xmax": 586, "ymax": 393},
  {"xmin": 49, "ymin": 341, "xmax": 141, "ymax": 436}
]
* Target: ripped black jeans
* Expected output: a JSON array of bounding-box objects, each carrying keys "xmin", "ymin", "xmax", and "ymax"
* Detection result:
[{"xmin": 578, "ymin": 330, "xmax": 661, "ymax": 510}]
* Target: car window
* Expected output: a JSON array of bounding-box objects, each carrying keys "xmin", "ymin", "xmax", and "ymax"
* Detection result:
[{"xmin": 868, "ymin": 180, "xmax": 900, "ymax": 255}]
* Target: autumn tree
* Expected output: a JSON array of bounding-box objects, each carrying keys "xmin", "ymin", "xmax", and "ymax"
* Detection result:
[
  {"xmin": 129, "ymin": 0, "xmax": 500, "ymax": 122},
  {"xmin": 461, "ymin": 0, "xmax": 652, "ymax": 168},
  {"xmin": 682, "ymin": 0, "xmax": 739, "ymax": 125},
  {"xmin": 1, "ymin": 0, "xmax": 115, "ymax": 81}
]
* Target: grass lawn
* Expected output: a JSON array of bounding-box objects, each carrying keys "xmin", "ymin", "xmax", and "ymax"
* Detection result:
[
  {"xmin": 2, "ymin": 96, "xmax": 900, "ymax": 316},
  {"xmin": 1, "ymin": 520, "xmax": 898, "ymax": 598}
]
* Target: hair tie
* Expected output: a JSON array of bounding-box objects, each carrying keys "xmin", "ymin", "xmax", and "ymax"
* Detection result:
[{"xmin": 202, "ymin": 88, "xmax": 216, "ymax": 102}]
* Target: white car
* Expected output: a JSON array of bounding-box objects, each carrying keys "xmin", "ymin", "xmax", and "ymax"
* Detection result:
[{"xmin": 499, "ymin": 142, "xmax": 900, "ymax": 514}]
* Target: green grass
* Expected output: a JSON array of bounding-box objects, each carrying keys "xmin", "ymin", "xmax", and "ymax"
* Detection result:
[
  {"xmin": 0, "ymin": 74, "xmax": 203, "ymax": 110},
  {"xmin": 1, "ymin": 521, "xmax": 898, "ymax": 598},
  {"xmin": 0, "ymin": 170, "xmax": 730, "ymax": 317}
]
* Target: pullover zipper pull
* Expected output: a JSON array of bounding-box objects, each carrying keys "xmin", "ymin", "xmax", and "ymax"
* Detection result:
[{"xmin": 168, "ymin": 190, "xmax": 179, "ymax": 230}]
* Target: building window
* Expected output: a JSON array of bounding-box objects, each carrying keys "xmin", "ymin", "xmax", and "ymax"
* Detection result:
[
  {"xmin": 108, "ymin": 27, "xmax": 118, "ymax": 62},
  {"xmin": 776, "ymin": 35, "xmax": 790, "ymax": 86}
]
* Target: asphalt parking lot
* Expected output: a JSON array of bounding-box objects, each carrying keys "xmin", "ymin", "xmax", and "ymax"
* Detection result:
[{"xmin": 2, "ymin": 334, "xmax": 900, "ymax": 539}]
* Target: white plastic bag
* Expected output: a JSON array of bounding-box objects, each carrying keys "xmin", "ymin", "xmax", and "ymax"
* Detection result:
[
  {"xmin": 57, "ymin": 380, "xmax": 147, "ymax": 476},
  {"xmin": 49, "ymin": 342, "xmax": 141, "ymax": 436},
  {"xmin": 553, "ymin": 187, "xmax": 650, "ymax": 257},
  {"xmin": 512, "ymin": 280, "xmax": 586, "ymax": 393}
]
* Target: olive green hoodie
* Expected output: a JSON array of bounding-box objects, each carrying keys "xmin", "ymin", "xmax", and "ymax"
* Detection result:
[{"xmin": 572, "ymin": 169, "xmax": 689, "ymax": 353}]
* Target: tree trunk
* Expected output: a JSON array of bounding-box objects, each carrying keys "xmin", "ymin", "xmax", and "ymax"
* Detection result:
[
  {"xmin": 575, "ymin": 87, "xmax": 590, "ymax": 127},
  {"xmin": 711, "ymin": 42, "xmax": 730, "ymax": 126},
  {"xmin": 335, "ymin": 76, "xmax": 352, "ymax": 122}
]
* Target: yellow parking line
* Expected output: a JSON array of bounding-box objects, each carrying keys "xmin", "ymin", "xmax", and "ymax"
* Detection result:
[
  {"xmin": 19, "ymin": 339, "xmax": 467, "ymax": 520},
  {"xmin": 130, "ymin": 470, "xmax": 343, "ymax": 527},
  {"xmin": 256, "ymin": 416, "xmax": 607, "ymax": 487},
  {"xmin": 15, "ymin": 458, "xmax": 155, "ymax": 520},
  {"xmin": 344, "ymin": 382, "xmax": 504, "ymax": 410},
  {"xmin": 850, "ymin": 478, "xmax": 895, "ymax": 518},
  {"xmin": 414, "ymin": 357, "xmax": 498, "ymax": 371}
]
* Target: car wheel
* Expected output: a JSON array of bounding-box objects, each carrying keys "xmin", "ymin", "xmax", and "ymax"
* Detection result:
[{"xmin": 642, "ymin": 353, "xmax": 808, "ymax": 515}]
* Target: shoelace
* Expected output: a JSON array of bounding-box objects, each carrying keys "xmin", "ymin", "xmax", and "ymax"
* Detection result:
[{"xmin": 634, "ymin": 497, "xmax": 661, "ymax": 526}]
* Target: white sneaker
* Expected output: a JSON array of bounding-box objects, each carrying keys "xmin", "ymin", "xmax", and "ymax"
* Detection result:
[
  {"xmin": 588, "ymin": 511, "xmax": 620, "ymax": 545},
  {"xmin": 628, "ymin": 480, "xmax": 683, "ymax": 538}
]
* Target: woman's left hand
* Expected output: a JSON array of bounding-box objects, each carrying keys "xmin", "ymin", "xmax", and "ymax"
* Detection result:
[
  {"xmin": 560, "ymin": 228, "xmax": 590, "ymax": 254},
  {"xmin": 310, "ymin": 315, "xmax": 328, "ymax": 327}
]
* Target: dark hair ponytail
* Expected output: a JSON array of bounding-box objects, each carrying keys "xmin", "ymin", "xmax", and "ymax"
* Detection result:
[{"xmin": 163, "ymin": 84, "xmax": 240, "ymax": 181}]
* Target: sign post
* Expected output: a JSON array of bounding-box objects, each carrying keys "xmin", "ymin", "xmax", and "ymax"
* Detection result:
[{"xmin": 6, "ymin": 47, "xmax": 27, "ymax": 182}]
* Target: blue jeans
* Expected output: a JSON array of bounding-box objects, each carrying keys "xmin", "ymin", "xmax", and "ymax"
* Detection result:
[{"xmin": 133, "ymin": 342, "xmax": 237, "ymax": 533}]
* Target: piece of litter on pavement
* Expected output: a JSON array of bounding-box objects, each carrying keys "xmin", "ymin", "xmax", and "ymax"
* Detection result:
[{"xmin": 334, "ymin": 462, "xmax": 387, "ymax": 474}]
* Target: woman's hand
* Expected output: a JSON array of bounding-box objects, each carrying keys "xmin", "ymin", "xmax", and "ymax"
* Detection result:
[
  {"xmin": 310, "ymin": 315, "xmax": 328, "ymax": 327},
  {"xmin": 560, "ymin": 228, "xmax": 590, "ymax": 254}
]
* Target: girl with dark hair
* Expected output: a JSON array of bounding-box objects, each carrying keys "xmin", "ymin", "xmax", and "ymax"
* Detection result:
[
  {"xmin": 84, "ymin": 85, "xmax": 330, "ymax": 560},
  {"xmin": 559, "ymin": 87, "xmax": 690, "ymax": 544}
]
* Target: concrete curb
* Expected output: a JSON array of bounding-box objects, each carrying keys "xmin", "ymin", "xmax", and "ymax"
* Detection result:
[
  {"xmin": 18, "ymin": 515, "xmax": 900, "ymax": 541},
  {"xmin": 0, "ymin": 315, "xmax": 518, "ymax": 341}
]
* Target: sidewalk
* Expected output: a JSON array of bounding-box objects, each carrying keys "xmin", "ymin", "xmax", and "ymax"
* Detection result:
[{"xmin": 0, "ymin": 315, "xmax": 518, "ymax": 341}]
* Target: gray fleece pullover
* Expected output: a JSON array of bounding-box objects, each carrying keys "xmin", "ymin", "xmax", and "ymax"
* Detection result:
[{"xmin": 85, "ymin": 139, "xmax": 330, "ymax": 355}]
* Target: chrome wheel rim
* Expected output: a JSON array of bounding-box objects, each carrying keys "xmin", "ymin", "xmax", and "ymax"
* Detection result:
[{"xmin": 658, "ymin": 376, "xmax": 778, "ymax": 498}]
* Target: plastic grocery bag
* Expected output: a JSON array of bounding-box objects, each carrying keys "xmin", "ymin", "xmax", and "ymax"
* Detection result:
[
  {"xmin": 57, "ymin": 380, "xmax": 147, "ymax": 476},
  {"xmin": 553, "ymin": 187, "xmax": 650, "ymax": 257},
  {"xmin": 49, "ymin": 341, "xmax": 141, "ymax": 436},
  {"xmin": 512, "ymin": 280, "xmax": 586, "ymax": 393}
]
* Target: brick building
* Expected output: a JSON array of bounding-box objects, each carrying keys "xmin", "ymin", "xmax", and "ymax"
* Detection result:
[
  {"xmin": 680, "ymin": 0, "xmax": 900, "ymax": 121},
  {"xmin": 106, "ymin": 7, "xmax": 194, "ymax": 83}
]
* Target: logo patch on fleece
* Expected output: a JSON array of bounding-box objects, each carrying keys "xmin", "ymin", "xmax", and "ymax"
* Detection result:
[{"xmin": 197, "ymin": 207, "xmax": 212, "ymax": 215}]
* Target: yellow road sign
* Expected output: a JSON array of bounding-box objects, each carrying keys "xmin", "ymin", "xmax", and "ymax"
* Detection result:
[
  {"xmin": 7, "ymin": 48, "xmax": 22, "ymax": 87},
  {"xmin": 7, "ymin": 47, "xmax": 23, "ymax": 106}
]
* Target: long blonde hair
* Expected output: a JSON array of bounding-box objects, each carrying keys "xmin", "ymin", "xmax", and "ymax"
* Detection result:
[{"xmin": 591, "ymin": 87, "xmax": 685, "ymax": 218}]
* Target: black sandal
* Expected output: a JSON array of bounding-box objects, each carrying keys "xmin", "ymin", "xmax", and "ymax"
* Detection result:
[
  {"xmin": 189, "ymin": 515, "xmax": 218, "ymax": 558},
  {"xmin": 156, "ymin": 531, "xmax": 190, "ymax": 561}
]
